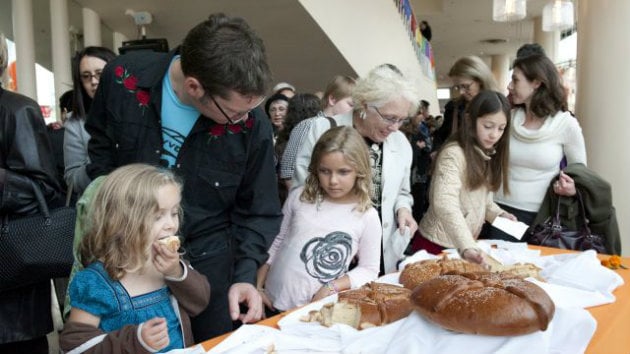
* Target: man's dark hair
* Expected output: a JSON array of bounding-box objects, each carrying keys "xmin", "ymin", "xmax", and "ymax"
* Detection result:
[
  {"xmin": 420, "ymin": 100, "xmax": 430, "ymax": 109},
  {"xmin": 516, "ymin": 43, "xmax": 546, "ymax": 59},
  {"xmin": 59, "ymin": 89, "xmax": 74, "ymax": 112},
  {"xmin": 180, "ymin": 13, "xmax": 272, "ymax": 98}
]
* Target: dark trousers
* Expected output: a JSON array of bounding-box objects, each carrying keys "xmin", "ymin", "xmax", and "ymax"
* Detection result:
[
  {"xmin": 411, "ymin": 181, "xmax": 429, "ymax": 221},
  {"xmin": 0, "ymin": 336, "xmax": 48, "ymax": 354},
  {"xmin": 185, "ymin": 231, "xmax": 234, "ymax": 342},
  {"xmin": 480, "ymin": 203, "xmax": 536, "ymax": 242}
]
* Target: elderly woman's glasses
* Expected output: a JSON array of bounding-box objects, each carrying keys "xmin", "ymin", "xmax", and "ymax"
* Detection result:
[{"xmin": 369, "ymin": 106, "xmax": 410, "ymax": 126}]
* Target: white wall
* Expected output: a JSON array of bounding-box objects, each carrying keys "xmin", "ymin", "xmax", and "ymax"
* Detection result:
[{"xmin": 299, "ymin": 0, "xmax": 439, "ymax": 112}]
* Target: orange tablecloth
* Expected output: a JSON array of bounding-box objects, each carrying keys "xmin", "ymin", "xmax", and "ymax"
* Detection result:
[{"xmin": 201, "ymin": 246, "xmax": 630, "ymax": 353}]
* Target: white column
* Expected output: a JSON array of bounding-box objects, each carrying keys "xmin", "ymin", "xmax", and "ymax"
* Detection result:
[
  {"xmin": 112, "ymin": 32, "xmax": 129, "ymax": 55},
  {"xmin": 575, "ymin": 0, "xmax": 630, "ymax": 255},
  {"xmin": 82, "ymin": 7, "xmax": 102, "ymax": 46},
  {"xmin": 11, "ymin": 0, "xmax": 37, "ymax": 100},
  {"xmin": 50, "ymin": 0, "xmax": 72, "ymax": 120},
  {"xmin": 533, "ymin": 16, "xmax": 560, "ymax": 62},
  {"xmin": 490, "ymin": 54, "xmax": 510, "ymax": 95}
]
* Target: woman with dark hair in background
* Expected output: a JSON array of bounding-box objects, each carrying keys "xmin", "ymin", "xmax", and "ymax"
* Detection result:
[
  {"xmin": 63, "ymin": 46, "xmax": 116, "ymax": 196},
  {"xmin": 274, "ymin": 93, "xmax": 321, "ymax": 204}
]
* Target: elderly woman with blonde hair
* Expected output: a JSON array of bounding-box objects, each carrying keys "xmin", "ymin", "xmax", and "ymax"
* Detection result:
[{"xmin": 292, "ymin": 64, "xmax": 420, "ymax": 274}]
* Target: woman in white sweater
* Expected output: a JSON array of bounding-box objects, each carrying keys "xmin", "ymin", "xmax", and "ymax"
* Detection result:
[{"xmin": 489, "ymin": 54, "xmax": 587, "ymax": 240}]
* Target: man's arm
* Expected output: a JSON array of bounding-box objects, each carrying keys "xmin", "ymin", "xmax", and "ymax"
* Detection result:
[
  {"xmin": 231, "ymin": 114, "xmax": 283, "ymax": 285},
  {"xmin": 84, "ymin": 62, "xmax": 116, "ymax": 179}
]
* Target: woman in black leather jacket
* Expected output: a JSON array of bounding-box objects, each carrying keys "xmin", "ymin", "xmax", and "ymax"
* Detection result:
[{"xmin": 0, "ymin": 33, "xmax": 63, "ymax": 353}]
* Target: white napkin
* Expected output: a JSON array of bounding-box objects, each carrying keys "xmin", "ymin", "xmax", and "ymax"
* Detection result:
[
  {"xmin": 206, "ymin": 324, "xmax": 278, "ymax": 354},
  {"xmin": 540, "ymin": 250, "xmax": 624, "ymax": 307},
  {"xmin": 382, "ymin": 307, "xmax": 595, "ymax": 354},
  {"xmin": 165, "ymin": 344, "xmax": 206, "ymax": 354},
  {"xmin": 385, "ymin": 226, "xmax": 412, "ymax": 273}
]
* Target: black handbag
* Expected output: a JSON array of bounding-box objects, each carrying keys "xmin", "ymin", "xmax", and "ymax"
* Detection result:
[
  {"xmin": 0, "ymin": 180, "xmax": 76, "ymax": 290},
  {"xmin": 526, "ymin": 190, "xmax": 607, "ymax": 253}
]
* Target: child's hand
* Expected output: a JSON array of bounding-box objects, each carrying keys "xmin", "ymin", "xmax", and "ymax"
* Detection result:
[
  {"xmin": 258, "ymin": 288, "xmax": 274, "ymax": 318},
  {"xmin": 311, "ymin": 285, "xmax": 334, "ymax": 302},
  {"xmin": 462, "ymin": 248, "xmax": 488, "ymax": 269},
  {"xmin": 153, "ymin": 241, "xmax": 183, "ymax": 278},
  {"xmin": 500, "ymin": 212, "xmax": 517, "ymax": 221},
  {"xmin": 141, "ymin": 317, "xmax": 169, "ymax": 351}
]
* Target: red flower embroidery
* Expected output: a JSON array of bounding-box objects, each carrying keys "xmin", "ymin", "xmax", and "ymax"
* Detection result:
[
  {"xmin": 114, "ymin": 66, "xmax": 150, "ymax": 115},
  {"xmin": 207, "ymin": 116, "xmax": 254, "ymax": 143},
  {"xmin": 209, "ymin": 124, "xmax": 226, "ymax": 138},
  {"xmin": 123, "ymin": 76, "xmax": 138, "ymax": 91},
  {"xmin": 136, "ymin": 90, "xmax": 150, "ymax": 106},
  {"xmin": 245, "ymin": 116, "xmax": 254, "ymax": 129},
  {"xmin": 227, "ymin": 124, "xmax": 242, "ymax": 134}
]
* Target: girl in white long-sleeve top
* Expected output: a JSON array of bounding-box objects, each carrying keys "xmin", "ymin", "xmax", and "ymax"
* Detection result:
[{"xmin": 257, "ymin": 127, "xmax": 381, "ymax": 313}]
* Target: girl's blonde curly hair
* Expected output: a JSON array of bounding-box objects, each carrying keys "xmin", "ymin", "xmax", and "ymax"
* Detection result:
[
  {"xmin": 80, "ymin": 164, "xmax": 182, "ymax": 280},
  {"xmin": 301, "ymin": 126, "xmax": 373, "ymax": 212}
]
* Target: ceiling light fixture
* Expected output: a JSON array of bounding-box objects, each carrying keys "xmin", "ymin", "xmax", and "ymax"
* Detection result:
[
  {"xmin": 492, "ymin": 0, "xmax": 526, "ymax": 22},
  {"xmin": 542, "ymin": 0, "xmax": 574, "ymax": 32}
]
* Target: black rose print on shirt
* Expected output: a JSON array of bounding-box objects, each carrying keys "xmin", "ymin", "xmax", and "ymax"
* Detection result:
[{"xmin": 300, "ymin": 231, "xmax": 352, "ymax": 283}]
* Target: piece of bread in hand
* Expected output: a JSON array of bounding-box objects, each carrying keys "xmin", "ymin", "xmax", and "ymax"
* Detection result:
[{"xmin": 158, "ymin": 235, "xmax": 181, "ymax": 252}]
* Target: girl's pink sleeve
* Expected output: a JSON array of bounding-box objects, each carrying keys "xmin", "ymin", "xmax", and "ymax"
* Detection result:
[
  {"xmin": 266, "ymin": 187, "xmax": 299, "ymax": 264},
  {"xmin": 346, "ymin": 208, "xmax": 382, "ymax": 288}
]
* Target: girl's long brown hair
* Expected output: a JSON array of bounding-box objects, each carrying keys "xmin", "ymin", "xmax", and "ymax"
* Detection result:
[{"xmin": 445, "ymin": 90, "xmax": 511, "ymax": 193}]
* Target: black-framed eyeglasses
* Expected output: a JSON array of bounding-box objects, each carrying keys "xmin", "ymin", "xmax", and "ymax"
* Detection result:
[
  {"xmin": 80, "ymin": 71, "xmax": 102, "ymax": 82},
  {"xmin": 452, "ymin": 82, "xmax": 474, "ymax": 92},
  {"xmin": 369, "ymin": 106, "xmax": 410, "ymax": 126},
  {"xmin": 210, "ymin": 95, "xmax": 265, "ymax": 125}
]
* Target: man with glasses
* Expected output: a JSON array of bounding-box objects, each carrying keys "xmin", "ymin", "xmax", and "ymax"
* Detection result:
[{"xmin": 84, "ymin": 13, "xmax": 282, "ymax": 342}]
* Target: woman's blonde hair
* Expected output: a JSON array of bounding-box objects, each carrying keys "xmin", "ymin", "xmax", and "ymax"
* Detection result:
[
  {"xmin": 302, "ymin": 127, "xmax": 373, "ymax": 212},
  {"xmin": 80, "ymin": 164, "xmax": 182, "ymax": 280},
  {"xmin": 448, "ymin": 55, "xmax": 498, "ymax": 92}
]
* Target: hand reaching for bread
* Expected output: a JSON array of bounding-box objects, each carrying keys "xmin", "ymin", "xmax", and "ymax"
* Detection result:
[{"xmin": 462, "ymin": 248, "xmax": 488, "ymax": 268}]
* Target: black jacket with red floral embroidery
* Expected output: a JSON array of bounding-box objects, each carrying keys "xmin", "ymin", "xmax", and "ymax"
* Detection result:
[{"xmin": 84, "ymin": 49, "xmax": 282, "ymax": 285}]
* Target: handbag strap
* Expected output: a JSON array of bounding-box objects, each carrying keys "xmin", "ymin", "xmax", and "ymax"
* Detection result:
[
  {"xmin": 551, "ymin": 187, "xmax": 592, "ymax": 233},
  {"xmin": 29, "ymin": 179, "xmax": 52, "ymax": 220},
  {"xmin": 1, "ymin": 180, "xmax": 51, "ymax": 232},
  {"xmin": 574, "ymin": 189, "xmax": 593, "ymax": 233},
  {"xmin": 65, "ymin": 182, "xmax": 74, "ymax": 207}
]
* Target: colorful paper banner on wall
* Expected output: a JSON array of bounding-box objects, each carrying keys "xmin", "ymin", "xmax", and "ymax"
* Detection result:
[{"xmin": 393, "ymin": 0, "xmax": 435, "ymax": 80}]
